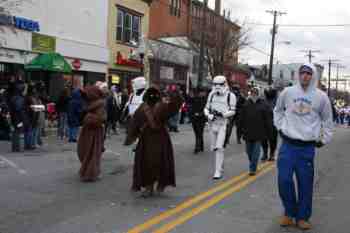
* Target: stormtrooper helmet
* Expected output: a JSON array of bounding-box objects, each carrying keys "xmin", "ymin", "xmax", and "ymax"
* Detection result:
[
  {"xmin": 212, "ymin": 75, "xmax": 227, "ymax": 95},
  {"xmin": 132, "ymin": 77, "xmax": 147, "ymax": 93}
]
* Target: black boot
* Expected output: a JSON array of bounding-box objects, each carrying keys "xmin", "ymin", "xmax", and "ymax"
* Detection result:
[{"xmin": 261, "ymin": 154, "xmax": 268, "ymax": 162}]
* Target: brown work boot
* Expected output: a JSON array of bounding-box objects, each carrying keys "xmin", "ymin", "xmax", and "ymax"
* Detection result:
[
  {"xmin": 279, "ymin": 216, "xmax": 294, "ymax": 227},
  {"xmin": 297, "ymin": 220, "xmax": 312, "ymax": 230}
]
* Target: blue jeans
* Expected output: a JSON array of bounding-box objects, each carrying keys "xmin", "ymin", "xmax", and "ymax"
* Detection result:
[
  {"xmin": 68, "ymin": 127, "xmax": 79, "ymax": 142},
  {"xmin": 24, "ymin": 127, "xmax": 33, "ymax": 149},
  {"xmin": 168, "ymin": 113, "xmax": 179, "ymax": 130},
  {"xmin": 58, "ymin": 113, "xmax": 68, "ymax": 140},
  {"xmin": 245, "ymin": 141, "xmax": 261, "ymax": 172},
  {"xmin": 32, "ymin": 127, "xmax": 42, "ymax": 146},
  {"xmin": 278, "ymin": 141, "xmax": 315, "ymax": 221},
  {"xmin": 31, "ymin": 127, "xmax": 38, "ymax": 147}
]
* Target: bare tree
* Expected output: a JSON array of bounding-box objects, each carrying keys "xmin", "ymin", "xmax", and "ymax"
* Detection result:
[{"xmin": 205, "ymin": 16, "xmax": 251, "ymax": 78}]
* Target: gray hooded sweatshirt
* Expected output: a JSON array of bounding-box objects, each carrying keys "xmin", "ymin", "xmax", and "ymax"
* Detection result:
[{"xmin": 274, "ymin": 63, "xmax": 334, "ymax": 144}]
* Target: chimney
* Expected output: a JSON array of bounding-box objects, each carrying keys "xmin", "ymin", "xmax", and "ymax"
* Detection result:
[{"xmin": 215, "ymin": 0, "xmax": 221, "ymax": 14}]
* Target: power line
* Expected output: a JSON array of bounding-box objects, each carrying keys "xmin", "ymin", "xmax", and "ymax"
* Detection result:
[
  {"xmin": 247, "ymin": 22, "xmax": 350, "ymax": 27},
  {"xmin": 248, "ymin": 45, "xmax": 270, "ymax": 56}
]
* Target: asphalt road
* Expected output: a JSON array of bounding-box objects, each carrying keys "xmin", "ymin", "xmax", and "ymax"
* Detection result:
[{"xmin": 0, "ymin": 125, "xmax": 349, "ymax": 233}]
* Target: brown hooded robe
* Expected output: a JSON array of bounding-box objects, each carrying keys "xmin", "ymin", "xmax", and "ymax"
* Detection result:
[
  {"xmin": 77, "ymin": 86, "xmax": 106, "ymax": 182},
  {"xmin": 124, "ymin": 91, "xmax": 183, "ymax": 191}
]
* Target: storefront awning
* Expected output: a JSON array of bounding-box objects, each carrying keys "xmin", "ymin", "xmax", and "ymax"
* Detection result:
[{"xmin": 25, "ymin": 52, "xmax": 72, "ymax": 73}]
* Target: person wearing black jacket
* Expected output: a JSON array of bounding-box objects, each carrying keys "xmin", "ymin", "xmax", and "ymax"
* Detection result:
[
  {"xmin": 8, "ymin": 81, "xmax": 26, "ymax": 152},
  {"xmin": 188, "ymin": 89, "xmax": 207, "ymax": 154},
  {"xmin": 56, "ymin": 87, "xmax": 71, "ymax": 141},
  {"xmin": 24, "ymin": 84, "xmax": 40, "ymax": 150},
  {"xmin": 261, "ymin": 87, "xmax": 278, "ymax": 161},
  {"xmin": 239, "ymin": 87, "xmax": 273, "ymax": 175},
  {"xmin": 224, "ymin": 85, "xmax": 246, "ymax": 146},
  {"xmin": 0, "ymin": 90, "xmax": 10, "ymax": 141}
]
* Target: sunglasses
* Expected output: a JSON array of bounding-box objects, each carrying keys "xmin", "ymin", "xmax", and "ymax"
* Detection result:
[{"xmin": 214, "ymin": 83, "xmax": 225, "ymax": 86}]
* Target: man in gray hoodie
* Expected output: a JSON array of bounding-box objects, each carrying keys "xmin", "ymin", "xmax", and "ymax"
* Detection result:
[{"xmin": 274, "ymin": 63, "xmax": 333, "ymax": 230}]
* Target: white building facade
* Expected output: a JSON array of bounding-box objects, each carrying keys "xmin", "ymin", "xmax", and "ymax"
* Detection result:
[{"xmin": 0, "ymin": 0, "xmax": 109, "ymax": 97}]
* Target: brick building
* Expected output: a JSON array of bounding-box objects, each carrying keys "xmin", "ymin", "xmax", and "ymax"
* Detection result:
[
  {"xmin": 147, "ymin": 0, "xmax": 240, "ymax": 87},
  {"xmin": 190, "ymin": 0, "xmax": 240, "ymax": 71},
  {"xmin": 148, "ymin": 0, "xmax": 191, "ymax": 39}
]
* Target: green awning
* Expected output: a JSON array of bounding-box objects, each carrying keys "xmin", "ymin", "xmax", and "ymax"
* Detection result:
[{"xmin": 25, "ymin": 52, "xmax": 72, "ymax": 73}]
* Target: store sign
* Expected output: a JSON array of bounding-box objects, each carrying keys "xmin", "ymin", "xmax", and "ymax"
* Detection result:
[
  {"xmin": 116, "ymin": 51, "xmax": 143, "ymax": 68},
  {"xmin": 0, "ymin": 13, "xmax": 40, "ymax": 32},
  {"xmin": 32, "ymin": 33, "xmax": 56, "ymax": 53},
  {"xmin": 111, "ymin": 75, "xmax": 120, "ymax": 84},
  {"xmin": 72, "ymin": 59, "xmax": 82, "ymax": 70},
  {"xmin": 160, "ymin": 66, "xmax": 174, "ymax": 80}
]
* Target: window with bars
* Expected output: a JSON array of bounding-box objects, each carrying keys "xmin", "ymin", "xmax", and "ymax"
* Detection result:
[
  {"xmin": 116, "ymin": 8, "xmax": 141, "ymax": 45},
  {"xmin": 170, "ymin": 0, "xmax": 181, "ymax": 17}
]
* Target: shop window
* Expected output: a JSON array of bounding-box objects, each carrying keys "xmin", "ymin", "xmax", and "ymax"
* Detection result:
[
  {"xmin": 124, "ymin": 13, "xmax": 132, "ymax": 43},
  {"xmin": 116, "ymin": 8, "xmax": 141, "ymax": 45},
  {"xmin": 132, "ymin": 15, "xmax": 140, "ymax": 43},
  {"xmin": 116, "ymin": 10, "xmax": 124, "ymax": 41}
]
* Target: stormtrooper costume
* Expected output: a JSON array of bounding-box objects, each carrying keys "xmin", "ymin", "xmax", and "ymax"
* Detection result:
[
  {"xmin": 204, "ymin": 76, "xmax": 237, "ymax": 179},
  {"xmin": 127, "ymin": 77, "xmax": 147, "ymax": 117}
]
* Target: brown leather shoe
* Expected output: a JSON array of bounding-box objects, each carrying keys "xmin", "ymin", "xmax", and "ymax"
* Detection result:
[
  {"xmin": 297, "ymin": 220, "xmax": 312, "ymax": 230},
  {"xmin": 279, "ymin": 216, "xmax": 294, "ymax": 227}
]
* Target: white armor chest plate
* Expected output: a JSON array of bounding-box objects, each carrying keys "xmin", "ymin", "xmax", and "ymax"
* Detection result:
[
  {"xmin": 210, "ymin": 92, "xmax": 230, "ymax": 114},
  {"xmin": 129, "ymin": 92, "xmax": 144, "ymax": 115}
]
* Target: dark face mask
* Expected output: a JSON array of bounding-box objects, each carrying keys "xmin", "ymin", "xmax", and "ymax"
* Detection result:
[
  {"xmin": 136, "ymin": 89, "xmax": 145, "ymax": 95},
  {"xmin": 147, "ymin": 95, "xmax": 161, "ymax": 106}
]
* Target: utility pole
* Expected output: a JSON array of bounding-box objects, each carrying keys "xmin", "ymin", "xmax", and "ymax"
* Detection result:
[
  {"xmin": 266, "ymin": 10, "xmax": 287, "ymax": 86},
  {"xmin": 300, "ymin": 50, "xmax": 321, "ymax": 63},
  {"xmin": 198, "ymin": 0, "xmax": 208, "ymax": 89},
  {"xmin": 335, "ymin": 64, "xmax": 346, "ymax": 98},
  {"xmin": 322, "ymin": 59, "xmax": 340, "ymax": 97}
]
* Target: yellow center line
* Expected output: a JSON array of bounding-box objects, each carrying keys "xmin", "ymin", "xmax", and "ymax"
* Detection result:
[
  {"xmin": 127, "ymin": 162, "xmax": 273, "ymax": 233},
  {"xmin": 152, "ymin": 164, "xmax": 276, "ymax": 233}
]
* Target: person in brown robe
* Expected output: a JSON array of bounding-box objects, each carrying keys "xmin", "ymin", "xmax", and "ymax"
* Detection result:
[
  {"xmin": 124, "ymin": 87, "xmax": 183, "ymax": 197},
  {"xmin": 77, "ymin": 86, "xmax": 106, "ymax": 182}
]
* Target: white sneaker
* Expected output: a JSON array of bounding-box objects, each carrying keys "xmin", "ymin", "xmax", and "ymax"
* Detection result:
[{"xmin": 213, "ymin": 171, "xmax": 222, "ymax": 180}]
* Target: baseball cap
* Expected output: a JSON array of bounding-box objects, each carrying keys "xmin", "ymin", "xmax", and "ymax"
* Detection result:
[{"xmin": 299, "ymin": 65, "xmax": 313, "ymax": 75}]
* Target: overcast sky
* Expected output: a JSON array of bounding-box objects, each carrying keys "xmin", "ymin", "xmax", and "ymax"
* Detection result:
[{"xmin": 207, "ymin": 0, "xmax": 350, "ymax": 79}]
